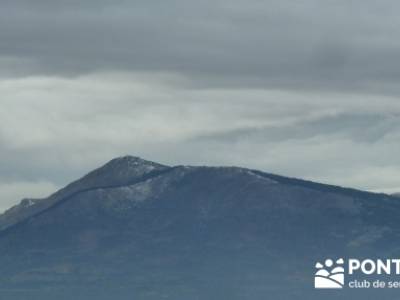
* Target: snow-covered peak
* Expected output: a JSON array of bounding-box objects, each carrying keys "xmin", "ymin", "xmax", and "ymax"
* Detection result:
[
  {"xmin": 108, "ymin": 155, "xmax": 165, "ymax": 167},
  {"xmin": 20, "ymin": 198, "xmax": 38, "ymax": 208},
  {"xmin": 69, "ymin": 155, "xmax": 169, "ymax": 191},
  {"xmin": 109, "ymin": 155, "xmax": 152, "ymax": 165},
  {"xmin": 96, "ymin": 155, "xmax": 168, "ymax": 179},
  {"xmin": 0, "ymin": 156, "xmax": 170, "ymax": 231}
]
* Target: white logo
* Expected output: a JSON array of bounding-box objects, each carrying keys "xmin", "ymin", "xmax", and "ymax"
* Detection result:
[{"xmin": 315, "ymin": 258, "xmax": 345, "ymax": 289}]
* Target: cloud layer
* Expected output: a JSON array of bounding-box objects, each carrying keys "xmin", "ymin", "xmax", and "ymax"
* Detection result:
[
  {"xmin": 2, "ymin": 0, "xmax": 400, "ymax": 94},
  {"xmin": 1, "ymin": 0, "xmax": 400, "ymax": 211}
]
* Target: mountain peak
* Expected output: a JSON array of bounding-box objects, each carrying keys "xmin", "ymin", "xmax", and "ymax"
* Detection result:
[
  {"xmin": 58, "ymin": 155, "xmax": 169, "ymax": 195},
  {"xmin": 0, "ymin": 156, "xmax": 169, "ymax": 231},
  {"xmin": 105, "ymin": 155, "xmax": 161, "ymax": 168},
  {"xmin": 93, "ymin": 155, "xmax": 168, "ymax": 179}
]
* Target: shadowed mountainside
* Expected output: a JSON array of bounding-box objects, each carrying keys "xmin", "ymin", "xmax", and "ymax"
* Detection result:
[{"xmin": 0, "ymin": 156, "xmax": 399, "ymax": 300}]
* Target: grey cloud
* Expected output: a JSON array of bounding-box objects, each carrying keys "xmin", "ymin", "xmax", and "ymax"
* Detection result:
[
  {"xmin": 1, "ymin": 1, "xmax": 400, "ymax": 211},
  {"xmin": 1, "ymin": 0, "xmax": 400, "ymax": 94},
  {"xmin": 195, "ymin": 113, "xmax": 400, "ymax": 144},
  {"xmin": 1, "ymin": 74, "xmax": 399, "ymax": 195}
]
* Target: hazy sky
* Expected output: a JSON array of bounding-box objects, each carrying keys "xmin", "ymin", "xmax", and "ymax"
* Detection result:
[{"xmin": 1, "ymin": 0, "xmax": 400, "ymax": 211}]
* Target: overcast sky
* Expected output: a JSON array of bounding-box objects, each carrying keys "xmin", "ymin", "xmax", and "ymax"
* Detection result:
[{"xmin": 1, "ymin": 0, "xmax": 400, "ymax": 212}]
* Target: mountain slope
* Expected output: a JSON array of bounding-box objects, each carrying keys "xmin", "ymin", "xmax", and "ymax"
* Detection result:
[
  {"xmin": 0, "ymin": 156, "xmax": 399, "ymax": 300},
  {"xmin": 0, "ymin": 156, "xmax": 168, "ymax": 231}
]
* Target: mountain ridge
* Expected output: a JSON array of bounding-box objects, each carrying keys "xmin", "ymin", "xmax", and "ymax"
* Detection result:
[
  {"xmin": 0, "ymin": 156, "xmax": 168, "ymax": 231},
  {"xmin": 1, "ymin": 155, "xmax": 396, "ymax": 234},
  {"xmin": 0, "ymin": 156, "xmax": 399, "ymax": 299}
]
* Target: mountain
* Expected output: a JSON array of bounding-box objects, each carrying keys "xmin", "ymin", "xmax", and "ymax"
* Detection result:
[
  {"xmin": 0, "ymin": 156, "xmax": 167, "ymax": 232},
  {"xmin": 0, "ymin": 156, "xmax": 399, "ymax": 300}
]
